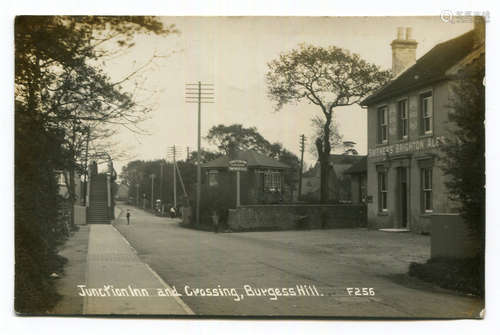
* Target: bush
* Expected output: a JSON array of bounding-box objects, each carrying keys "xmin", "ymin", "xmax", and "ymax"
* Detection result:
[
  {"xmin": 409, "ymin": 256, "xmax": 484, "ymax": 297},
  {"xmin": 15, "ymin": 105, "xmax": 70, "ymax": 313}
]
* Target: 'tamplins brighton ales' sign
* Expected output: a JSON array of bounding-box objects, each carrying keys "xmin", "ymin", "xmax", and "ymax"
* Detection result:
[{"xmin": 368, "ymin": 136, "xmax": 445, "ymax": 158}]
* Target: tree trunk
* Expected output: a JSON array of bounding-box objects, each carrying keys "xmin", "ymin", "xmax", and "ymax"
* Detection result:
[
  {"xmin": 319, "ymin": 113, "xmax": 332, "ymax": 203},
  {"xmin": 68, "ymin": 168, "xmax": 76, "ymax": 228}
]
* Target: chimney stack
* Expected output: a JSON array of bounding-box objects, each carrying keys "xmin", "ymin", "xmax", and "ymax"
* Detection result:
[{"xmin": 391, "ymin": 27, "xmax": 418, "ymax": 76}]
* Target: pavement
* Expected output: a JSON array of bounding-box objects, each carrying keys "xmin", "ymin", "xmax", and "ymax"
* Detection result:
[
  {"xmin": 82, "ymin": 221, "xmax": 193, "ymax": 315},
  {"xmin": 49, "ymin": 225, "xmax": 90, "ymax": 315}
]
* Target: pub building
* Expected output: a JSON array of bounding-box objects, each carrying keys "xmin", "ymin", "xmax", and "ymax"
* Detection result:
[{"xmin": 361, "ymin": 23, "xmax": 484, "ymax": 233}]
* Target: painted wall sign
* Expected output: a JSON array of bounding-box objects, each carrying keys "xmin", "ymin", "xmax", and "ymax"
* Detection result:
[{"xmin": 368, "ymin": 136, "xmax": 445, "ymax": 158}]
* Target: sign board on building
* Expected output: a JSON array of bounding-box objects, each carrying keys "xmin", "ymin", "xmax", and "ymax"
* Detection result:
[
  {"xmin": 368, "ymin": 136, "xmax": 445, "ymax": 158},
  {"xmin": 228, "ymin": 160, "xmax": 248, "ymax": 172}
]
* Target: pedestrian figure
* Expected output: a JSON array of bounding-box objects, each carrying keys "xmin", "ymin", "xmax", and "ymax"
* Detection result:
[
  {"xmin": 126, "ymin": 209, "xmax": 131, "ymax": 225},
  {"xmin": 170, "ymin": 206, "xmax": 176, "ymax": 218},
  {"xmin": 212, "ymin": 210, "xmax": 220, "ymax": 233}
]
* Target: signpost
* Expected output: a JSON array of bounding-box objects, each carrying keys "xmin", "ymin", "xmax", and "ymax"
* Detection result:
[{"xmin": 229, "ymin": 160, "xmax": 248, "ymax": 207}]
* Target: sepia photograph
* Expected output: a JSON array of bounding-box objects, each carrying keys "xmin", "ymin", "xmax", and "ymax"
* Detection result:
[{"xmin": 13, "ymin": 13, "xmax": 486, "ymax": 320}]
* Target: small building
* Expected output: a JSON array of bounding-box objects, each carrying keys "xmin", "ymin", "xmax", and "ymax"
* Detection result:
[
  {"xmin": 202, "ymin": 150, "xmax": 290, "ymax": 206},
  {"xmin": 344, "ymin": 156, "xmax": 367, "ymax": 204},
  {"xmin": 361, "ymin": 23, "xmax": 484, "ymax": 233},
  {"xmin": 300, "ymin": 154, "xmax": 366, "ymax": 202}
]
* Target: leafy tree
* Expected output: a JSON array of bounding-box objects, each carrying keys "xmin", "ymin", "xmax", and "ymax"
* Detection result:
[
  {"xmin": 266, "ymin": 44, "xmax": 391, "ymax": 201},
  {"xmin": 16, "ymin": 16, "xmax": 177, "ymax": 224},
  {"xmin": 14, "ymin": 16, "xmax": 176, "ymax": 312},
  {"xmin": 440, "ymin": 60, "xmax": 485, "ymax": 245},
  {"xmin": 206, "ymin": 124, "xmax": 276, "ymax": 156},
  {"xmin": 187, "ymin": 149, "xmax": 223, "ymax": 164}
]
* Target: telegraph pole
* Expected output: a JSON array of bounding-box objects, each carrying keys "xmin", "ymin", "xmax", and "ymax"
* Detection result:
[
  {"xmin": 186, "ymin": 146, "xmax": 190, "ymax": 161},
  {"xmin": 168, "ymin": 145, "xmax": 178, "ymax": 208},
  {"xmin": 185, "ymin": 82, "xmax": 214, "ymax": 226},
  {"xmin": 150, "ymin": 174, "xmax": 155, "ymax": 210},
  {"xmin": 298, "ymin": 134, "xmax": 306, "ymax": 200},
  {"xmin": 136, "ymin": 184, "xmax": 139, "ymax": 207},
  {"xmin": 160, "ymin": 160, "xmax": 163, "ymax": 205}
]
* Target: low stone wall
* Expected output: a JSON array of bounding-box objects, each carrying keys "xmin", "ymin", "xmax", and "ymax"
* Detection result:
[
  {"xmin": 227, "ymin": 204, "xmax": 366, "ymax": 231},
  {"xmin": 74, "ymin": 205, "xmax": 87, "ymax": 225},
  {"xmin": 431, "ymin": 213, "xmax": 481, "ymax": 259}
]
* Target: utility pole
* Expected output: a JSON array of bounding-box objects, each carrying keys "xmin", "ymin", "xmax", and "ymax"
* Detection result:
[
  {"xmin": 136, "ymin": 183, "xmax": 139, "ymax": 207},
  {"xmin": 185, "ymin": 82, "xmax": 214, "ymax": 226},
  {"xmin": 160, "ymin": 160, "xmax": 163, "ymax": 205},
  {"xmin": 298, "ymin": 134, "xmax": 306, "ymax": 200},
  {"xmin": 150, "ymin": 174, "xmax": 155, "ymax": 210},
  {"xmin": 186, "ymin": 146, "xmax": 190, "ymax": 161},
  {"xmin": 168, "ymin": 145, "xmax": 178, "ymax": 208}
]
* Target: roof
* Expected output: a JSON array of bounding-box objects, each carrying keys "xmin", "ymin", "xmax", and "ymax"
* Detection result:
[
  {"xmin": 362, "ymin": 30, "xmax": 476, "ymax": 106},
  {"xmin": 302, "ymin": 154, "xmax": 366, "ymax": 178},
  {"xmin": 329, "ymin": 154, "xmax": 365, "ymax": 165},
  {"xmin": 344, "ymin": 156, "xmax": 367, "ymax": 174},
  {"xmin": 202, "ymin": 150, "xmax": 290, "ymax": 169}
]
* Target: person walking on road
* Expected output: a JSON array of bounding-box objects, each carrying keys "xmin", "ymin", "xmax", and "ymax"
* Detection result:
[
  {"xmin": 126, "ymin": 209, "xmax": 131, "ymax": 225},
  {"xmin": 212, "ymin": 210, "xmax": 219, "ymax": 233}
]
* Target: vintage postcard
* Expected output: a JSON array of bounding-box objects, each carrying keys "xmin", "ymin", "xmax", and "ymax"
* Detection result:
[{"xmin": 14, "ymin": 15, "xmax": 485, "ymax": 318}]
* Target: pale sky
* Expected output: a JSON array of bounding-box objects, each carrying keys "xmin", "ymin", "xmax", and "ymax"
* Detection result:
[{"xmin": 105, "ymin": 16, "xmax": 473, "ymax": 174}]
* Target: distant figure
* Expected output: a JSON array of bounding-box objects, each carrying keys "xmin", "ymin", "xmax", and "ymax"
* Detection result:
[
  {"xmin": 126, "ymin": 209, "xmax": 131, "ymax": 225},
  {"xmin": 170, "ymin": 206, "xmax": 176, "ymax": 218},
  {"xmin": 212, "ymin": 210, "xmax": 220, "ymax": 233}
]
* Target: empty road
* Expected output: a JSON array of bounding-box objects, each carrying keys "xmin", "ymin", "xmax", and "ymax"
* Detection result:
[{"xmin": 113, "ymin": 204, "xmax": 482, "ymax": 318}]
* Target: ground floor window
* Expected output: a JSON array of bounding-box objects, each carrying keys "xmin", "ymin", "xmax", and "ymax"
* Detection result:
[
  {"xmin": 378, "ymin": 171, "xmax": 388, "ymax": 212},
  {"xmin": 263, "ymin": 171, "xmax": 282, "ymax": 192},
  {"xmin": 207, "ymin": 170, "xmax": 219, "ymax": 187},
  {"xmin": 421, "ymin": 167, "xmax": 433, "ymax": 212}
]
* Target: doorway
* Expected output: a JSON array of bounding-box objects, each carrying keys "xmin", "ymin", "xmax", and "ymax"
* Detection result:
[{"xmin": 398, "ymin": 167, "xmax": 409, "ymax": 228}]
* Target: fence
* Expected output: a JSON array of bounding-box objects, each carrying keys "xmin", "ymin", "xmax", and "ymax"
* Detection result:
[{"xmin": 74, "ymin": 205, "xmax": 87, "ymax": 225}]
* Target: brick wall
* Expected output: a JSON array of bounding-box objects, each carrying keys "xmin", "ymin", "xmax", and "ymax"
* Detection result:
[{"xmin": 227, "ymin": 204, "xmax": 366, "ymax": 231}]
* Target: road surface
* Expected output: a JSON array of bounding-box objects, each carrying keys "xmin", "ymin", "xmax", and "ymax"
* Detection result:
[{"xmin": 114, "ymin": 204, "xmax": 482, "ymax": 318}]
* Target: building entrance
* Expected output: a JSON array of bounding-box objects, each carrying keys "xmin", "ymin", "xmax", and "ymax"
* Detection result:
[{"xmin": 398, "ymin": 167, "xmax": 409, "ymax": 228}]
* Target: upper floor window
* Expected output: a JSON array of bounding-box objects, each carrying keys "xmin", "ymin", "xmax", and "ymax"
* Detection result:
[
  {"xmin": 377, "ymin": 106, "xmax": 388, "ymax": 144},
  {"xmin": 420, "ymin": 92, "xmax": 433, "ymax": 135},
  {"xmin": 398, "ymin": 99, "xmax": 408, "ymax": 140}
]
